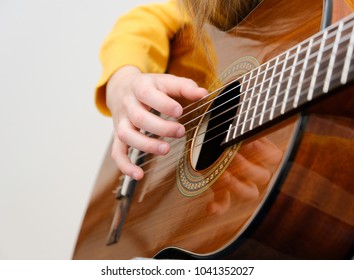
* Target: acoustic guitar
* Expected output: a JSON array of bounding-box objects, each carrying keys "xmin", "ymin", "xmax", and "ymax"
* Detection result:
[{"xmin": 73, "ymin": 0, "xmax": 354, "ymax": 259}]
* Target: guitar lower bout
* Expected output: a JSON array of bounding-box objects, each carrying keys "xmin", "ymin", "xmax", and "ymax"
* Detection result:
[{"xmin": 73, "ymin": 0, "xmax": 354, "ymax": 260}]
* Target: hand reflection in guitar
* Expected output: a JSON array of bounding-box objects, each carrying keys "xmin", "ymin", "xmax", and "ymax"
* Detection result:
[
  {"xmin": 207, "ymin": 137, "xmax": 283, "ymax": 215},
  {"xmin": 76, "ymin": 0, "xmax": 354, "ymax": 260}
]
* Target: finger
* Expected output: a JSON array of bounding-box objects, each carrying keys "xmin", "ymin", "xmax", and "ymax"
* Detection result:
[
  {"xmin": 239, "ymin": 137, "xmax": 283, "ymax": 167},
  {"xmin": 111, "ymin": 137, "xmax": 144, "ymax": 180},
  {"xmin": 232, "ymin": 153, "xmax": 271, "ymax": 187},
  {"xmin": 135, "ymin": 87, "xmax": 184, "ymax": 118},
  {"xmin": 127, "ymin": 101, "xmax": 185, "ymax": 138},
  {"xmin": 207, "ymin": 190, "xmax": 231, "ymax": 215},
  {"xmin": 222, "ymin": 171, "xmax": 259, "ymax": 200},
  {"xmin": 155, "ymin": 75, "xmax": 208, "ymax": 101},
  {"xmin": 116, "ymin": 119, "xmax": 171, "ymax": 155}
]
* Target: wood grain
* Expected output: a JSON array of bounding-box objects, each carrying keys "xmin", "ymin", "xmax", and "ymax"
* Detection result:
[{"xmin": 73, "ymin": 0, "xmax": 354, "ymax": 259}]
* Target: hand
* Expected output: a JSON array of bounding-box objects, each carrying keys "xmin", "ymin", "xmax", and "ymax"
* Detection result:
[{"xmin": 106, "ymin": 66, "xmax": 208, "ymax": 180}]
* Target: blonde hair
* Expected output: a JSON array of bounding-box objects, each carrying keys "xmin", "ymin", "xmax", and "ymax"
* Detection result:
[{"xmin": 179, "ymin": 0, "xmax": 260, "ymax": 39}]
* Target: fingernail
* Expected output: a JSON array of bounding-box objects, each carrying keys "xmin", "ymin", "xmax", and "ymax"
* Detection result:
[
  {"xmin": 132, "ymin": 171, "xmax": 144, "ymax": 180},
  {"xmin": 176, "ymin": 126, "xmax": 185, "ymax": 138},
  {"xmin": 174, "ymin": 106, "xmax": 182, "ymax": 117},
  {"xmin": 158, "ymin": 143, "xmax": 168, "ymax": 154},
  {"xmin": 132, "ymin": 172, "xmax": 140, "ymax": 180}
]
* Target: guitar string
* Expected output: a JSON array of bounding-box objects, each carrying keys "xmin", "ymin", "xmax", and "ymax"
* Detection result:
[
  {"xmin": 132, "ymin": 30, "xmax": 328, "ymax": 161},
  {"xmin": 116, "ymin": 15, "xmax": 353, "ymax": 178},
  {"xmin": 137, "ymin": 19, "xmax": 351, "ymax": 150},
  {"xmin": 172, "ymin": 18, "xmax": 353, "ymax": 127},
  {"xmin": 132, "ymin": 25, "xmax": 353, "ymax": 176},
  {"xmin": 162, "ymin": 14, "xmax": 354, "ymax": 127},
  {"xmin": 139, "ymin": 59, "xmax": 352, "ymax": 183},
  {"xmin": 138, "ymin": 46, "xmax": 353, "ymax": 177},
  {"xmin": 133, "ymin": 23, "xmax": 353, "ymax": 165},
  {"xmin": 141, "ymin": 60, "xmax": 353, "ymax": 187}
]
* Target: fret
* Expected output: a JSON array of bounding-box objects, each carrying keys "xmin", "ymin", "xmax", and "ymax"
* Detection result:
[
  {"xmin": 302, "ymin": 29, "xmax": 337, "ymax": 99},
  {"xmin": 323, "ymin": 21, "xmax": 344, "ymax": 93},
  {"xmin": 283, "ymin": 35, "xmax": 325, "ymax": 114},
  {"xmin": 223, "ymin": 13, "xmax": 354, "ymax": 147},
  {"xmin": 322, "ymin": 37, "xmax": 353, "ymax": 92},
  {"xmin": 341, "ymin": 25, "xmax": 354, "ymax": 84},
  {"xmin": 281, "ymin": 43, "xmax": 311, "ymax": 115},
  {"xmin": 259, "ymin": 57, "xmax": 279, "ymax": 126},
  {"xmin": 270, "ymin": 51, "xmax": 289, "ymax": 120},
  {"xmin": 249, "ymin": 66, "xmax": 263, "ymax": 130},
  {"xmin": 232, "ymin": 74, "xmax": 250, "ymax": 139},
  {"xmin": 282, "ymin": 45, "xmax": 301, "ymax": 114},
  {"xmin": 318, "ymin": 21, "xmax": 354, "ymax": 94},
  {"xmin": 308, "ymin": 30, "xmax": 328, "ymax": 101},
  {"xmin": 241, "ymin": 69, "xmax": 258, "ymax": 135},
  {"xmin": 225, "ymin": 123, "xmax": 232, "ymax": 143},
  {"xmin": 292, "ymin": 31, "xmax": 338, "ymax": 110},
  {"xmin": 293, "ymin": 37, "xmax": 314, "ymax": 108},
  {"xmin": 239, "ymin": 71, "xmax": 253, "ymax": 135}
]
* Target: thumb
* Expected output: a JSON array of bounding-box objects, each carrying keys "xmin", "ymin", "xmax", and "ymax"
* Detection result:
[{"xmin": 156, "ymin": 74, "xmax": 208, "ymax": 101}]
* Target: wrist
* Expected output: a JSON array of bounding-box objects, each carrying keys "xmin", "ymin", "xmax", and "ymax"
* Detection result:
[{"xmin": 106, "ymin": 66, "xmax": 142, "ymax": 112}]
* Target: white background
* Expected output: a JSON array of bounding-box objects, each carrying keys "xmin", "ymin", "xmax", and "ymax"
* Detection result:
[{"xmin": 0, "ymin": 0, "xmax": 163, "ymax": 259}]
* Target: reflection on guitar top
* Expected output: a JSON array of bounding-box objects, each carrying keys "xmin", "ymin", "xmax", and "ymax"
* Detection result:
[{"xmin": 73, "ymin": 0, "xmax": 354, "ymax": 260}]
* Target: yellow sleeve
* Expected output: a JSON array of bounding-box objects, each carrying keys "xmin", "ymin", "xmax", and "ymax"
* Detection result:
[
  {"xmin": 95, "ymin": 0, "xmax": 184, "ymax": 116},
  {"xmin": 345, "ymin": 0, "xmax": 354, "ymax": 10}
]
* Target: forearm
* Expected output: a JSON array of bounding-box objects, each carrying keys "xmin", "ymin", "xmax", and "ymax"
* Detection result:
[{"xmin": 95, "ymin": 1, "xmax": 184, "ymax": 116}]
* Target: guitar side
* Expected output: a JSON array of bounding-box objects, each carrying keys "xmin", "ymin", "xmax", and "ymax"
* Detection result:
[{"xmin": 73, "ymin": 0, "xmax": 354, "ymax": 259}]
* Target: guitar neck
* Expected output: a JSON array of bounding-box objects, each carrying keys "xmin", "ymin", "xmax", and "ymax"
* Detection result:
[{"xmin": 223, "ymin": 12, "xmax": 354, "ymax": 147}]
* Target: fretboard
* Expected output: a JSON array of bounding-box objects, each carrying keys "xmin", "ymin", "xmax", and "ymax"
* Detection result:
[{"xmin": 223, "ymin": 12, "xmax": 354, "ymax": 146}]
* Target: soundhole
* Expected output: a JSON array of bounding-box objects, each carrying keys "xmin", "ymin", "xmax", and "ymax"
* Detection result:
[{"xmin": 193, "ymin": 81, "xmax": 241, "ymax": 170}]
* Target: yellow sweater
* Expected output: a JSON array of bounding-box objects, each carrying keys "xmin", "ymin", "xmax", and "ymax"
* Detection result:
[
  {"xmin": 95, "ymin": 0, "xmax": 214, "ymax": 116},
  {"xmin": 95, "ymin": 0, "xmax": 354, "ymax": 116}
]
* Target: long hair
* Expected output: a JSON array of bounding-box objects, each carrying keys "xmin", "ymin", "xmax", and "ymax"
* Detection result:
[{"xmin": 179, "ymin": 0, "xmax": 260, "ymax": 39}]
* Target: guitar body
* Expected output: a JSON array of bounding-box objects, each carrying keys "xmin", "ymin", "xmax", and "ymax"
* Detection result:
[{"xmin": 73, "ymin": 0, "xmax": 354, "ymax": 259}]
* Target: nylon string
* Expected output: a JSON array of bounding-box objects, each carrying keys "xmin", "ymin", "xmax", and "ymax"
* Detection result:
[{"xmin": 126, "ymin": 14, "xmax": 354, "ymax": 179}]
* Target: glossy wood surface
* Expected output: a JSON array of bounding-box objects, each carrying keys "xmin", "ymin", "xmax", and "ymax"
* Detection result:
[{"xmin": 73, "ymin": 0, "xmax": 354, "ymax": 259}]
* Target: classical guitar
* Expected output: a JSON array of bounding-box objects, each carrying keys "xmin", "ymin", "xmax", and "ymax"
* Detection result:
[{"xmin": 73, "ymin": 0, "xmax": 354, "ymax": 259}]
